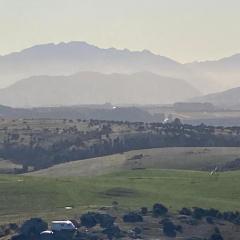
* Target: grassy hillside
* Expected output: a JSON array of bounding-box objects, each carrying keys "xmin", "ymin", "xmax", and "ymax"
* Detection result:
[
  {"xmin": 2, "ymin": 169, "xmax": 240, "ymax": 224},
  {"xmin": 27, "ymin": 147, "xmax": 240, "ymax": 177},
  {"xmin": 2, "ymin": 118, "xmax": 240, "ymax": 171}
]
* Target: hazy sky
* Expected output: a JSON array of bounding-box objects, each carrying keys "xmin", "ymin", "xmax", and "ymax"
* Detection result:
[{"xmin": 0, "ymin": 0, "xmax": 240, "ymax": 63}]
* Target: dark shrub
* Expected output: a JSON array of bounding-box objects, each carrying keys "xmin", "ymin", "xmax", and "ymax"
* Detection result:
[
  {"xmin": 208, "ymin": 227, "xmax": 224, "ymax": 240},
  {"xmin": 179, "ymin": 207, "xmax": 192, "ymax": 216},
  {"xmin": 95, "ymin": 213, "xmax": 115, "ymax": 228},
  {"xmin": 80, "ymin": 212, "xmax": 115, "ymax": 229},
  {"xmin": 222, "ymin": 211, "xmax": 238, "ymax": 222},
  {"xmin": 102, "ymin": 225, "xmax": 122, "ymax": 239},
  {"xmin": 206, "ymin": 208, "xmax": 221, "ymax": 218},
  {"xmin": 74, "ymin": 231, "xmax": 89, "ymax": 240},
  {"xmin": 11, "ymin": 234, "xmax": 27, "ymax": 240},
  {"xmin": 192, "ymin": 207, "xmax": 206, "ymax": 219},
  {"xmin": 206, "ymin": 217, "xmax": 214, "ymax": 224},
  {"xmin": 161, "ymin": 218, "xmax": 182, "ymax": 237},
  {"xmin": 141, "ymin": 207, "xmax": 148, "ymax": 215},
  {"xmin": 232, "ymin": 216, "xmax": 240, "ymax": 224},
  {"xmin": 80, "ymin": 213, "xmax": 98, "ymax": 228},
  {"xmin": 123, "ymin": 212, "xmax": 143, "ymax": 223},
  {"xmin": 209, "ymin": 233, "xmax": 224, "ymax": 240},
  {"xmin": 20, "ymin": 218, "xmax": 48, "ymax": 238},
  {"xmin": 153, "ymin": 203, "xmax": 168, "ymax": 217},
  {"xmin": 175, "ymin": 225, "xmax": 183, "ymax": 233},
  {"xmin": 162, "ymin": 220, "xmax": 177, "ymax": 237}
]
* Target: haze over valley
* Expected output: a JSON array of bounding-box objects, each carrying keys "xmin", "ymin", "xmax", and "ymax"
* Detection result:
[{"xmin": 2, "ymin": 1, "xmax": 240, "ymax": 240}]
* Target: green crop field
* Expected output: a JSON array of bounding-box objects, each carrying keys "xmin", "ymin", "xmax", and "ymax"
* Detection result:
[{"xmin": 2, "ymin": 168, "xmax": 240, "ymax": 225}]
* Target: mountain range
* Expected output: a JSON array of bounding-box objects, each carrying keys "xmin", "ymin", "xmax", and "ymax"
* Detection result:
[
  {"xmin": 185, "ymin": 54, "xmax": 240, "ymax": 93},
  {"xmin": 0, "ymin": 41, "xmax": 183, "ymax": 87},
  {"xmin": 1, "ymin": 41, "xmax": 240, "ymax": 107},
  {"xmin": 0, "ymin": 72, "xmax": 200, "ymax": 107},
  {"xmin": 0, "ymin": 41, "xmax": 220, "ymax": 93}
]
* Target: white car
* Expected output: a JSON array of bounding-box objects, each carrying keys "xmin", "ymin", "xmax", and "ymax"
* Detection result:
[{"xmin": 51, "ymin": 220, "xmax": 77, "ymax": 232}]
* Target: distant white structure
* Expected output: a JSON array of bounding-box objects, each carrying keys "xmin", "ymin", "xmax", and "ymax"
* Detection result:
[
  {"xmin": 163, "ymin": 118, "xmax": 169, "ymax": 124},
  {"xmin": 51, "ymin": 220, "xmax": 76, "ymax": 232}
]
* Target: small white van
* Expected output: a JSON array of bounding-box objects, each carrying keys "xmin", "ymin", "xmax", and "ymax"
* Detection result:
[{"xmin": 51, "ymin": 220, "xmax": 76, "ymax": 232}]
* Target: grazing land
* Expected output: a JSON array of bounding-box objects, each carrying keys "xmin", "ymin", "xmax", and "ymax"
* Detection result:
[{"xmin": 1, "ymin": 169, "xmax": 240, "ymax": 224}]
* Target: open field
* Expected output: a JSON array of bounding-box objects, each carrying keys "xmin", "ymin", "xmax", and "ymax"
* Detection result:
[
  {"xmin": 27, "ymin": 147, "xmax": 240, "ymax": 177},
  {"xmin": 2, "ymin": 169, "xmax": 240, "ymax": 224}
]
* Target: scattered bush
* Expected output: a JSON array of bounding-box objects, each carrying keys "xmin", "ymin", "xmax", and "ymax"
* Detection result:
[
  {"xmin": 153, "ymin": 203, "xmax": 168, "ymax": 217},
  {"xmin": 179, "ymin": 207, "xmax": 192, "ymax": 216},
  {"xmin": 20, "ymin": 218, "xmax": 48, "ymax": 238},
  {"xmin": 141, "ymin": 207, "xmax": 148, "ymax": 215},
  {"xmin": 206, "ymin": 217, "xmax": 214, "ymax": 224},
  {"xmin": 192, "ymin": 207, "xmax": 206, "ymax": 219},
  {"xmin": 94, "ymin": 213, "xmax": 115, "ymax": 228},
  {"xmin": 162, "ymin": 219, "xmax": 176, "ymax": 237},
  {"xmin": 102, "ymin": 225, "xmax": 122, "ymax": 239},
  {"xmin": 80, "ymin": 213, "xmax": 98, "ymax": 228},
  {"xmin": 209, "ymin": 233, "xmax": 224, "ymax": 240},
  {"xmin": 123, "ymin": 212, "xmax": 143, "ymax": 223},
  {"xmin": 80, "ymin": 212, "xmax": 116, "ymax": 229}
]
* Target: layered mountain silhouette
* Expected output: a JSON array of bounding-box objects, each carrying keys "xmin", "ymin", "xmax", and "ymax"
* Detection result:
[
  {"xmin": 0, "ymin": 41, "xmax": 213, "ymax": 93},
  {"xmin": 191, "ymin": 86, "xmax": 240, "ymax": 108},
  {"xmin": 0, "ymin": 72, "xmax": 200, "ymax": 107},
  {"xmin": 1, "ymin": 41, "xmax": 240, "ymax": 108},
  {"xmin": 185, "ymin": 54, "xmax": 240, "ymax": 92}
]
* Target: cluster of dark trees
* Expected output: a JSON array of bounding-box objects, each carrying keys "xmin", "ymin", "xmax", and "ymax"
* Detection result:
[
  {"xmin": 1, "ymin": 120, "xmax": 240, "ymax": 171},
  {"xmin": 10, "ymin": 203, "xmax": 233, "ymax": 240}
]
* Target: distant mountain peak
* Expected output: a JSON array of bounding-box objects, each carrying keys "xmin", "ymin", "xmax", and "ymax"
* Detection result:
[{"xmin": 2, "ymin": 41, "xmax": 240, "ymax": 95}]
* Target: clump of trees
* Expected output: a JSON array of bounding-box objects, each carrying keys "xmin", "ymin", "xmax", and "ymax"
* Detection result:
[{"xmin": 2, "ymin": 119, "xmax": 240, "ymax": 172}]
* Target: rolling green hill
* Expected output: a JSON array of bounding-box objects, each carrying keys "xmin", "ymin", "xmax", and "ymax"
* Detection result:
[
  {"xmin": 2, "ymin": 168, "xmax": 240, "ymax": 224},
  {"xmin": 27, "ymin": 147, "xmax": 240, "ymax": 177}
]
